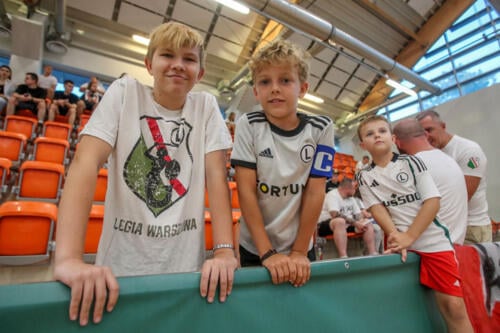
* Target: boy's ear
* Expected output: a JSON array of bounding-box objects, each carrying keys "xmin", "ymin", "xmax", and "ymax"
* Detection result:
[
  {"xmin": 196, "ymin": 68, "xmax": 205, "ymax": 82},
  {"xmin": 359, "ymin": 140, "xmax": 366, "ymax": 151},
  {"xmin": 299, "ymin": 81, "xmax": 309, "ymax": 98},
  {"xmin": 393, "ymin": 135, "xmax": 400, "ymax": 147},
  {"xmin": 253, "ymin": 85, "xmax": 259, "ymax": 98},
  {"xmin": 144, "ymin": 58, "xmax": 153, "ymax": 75}
]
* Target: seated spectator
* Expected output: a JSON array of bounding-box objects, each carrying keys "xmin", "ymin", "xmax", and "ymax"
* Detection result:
[
  {"xmin": 6, "ymin": 72, "xmax": 47, "ymax": 123},
  {"xmin": 355, "ymin": 155, "xmax": 370, "ymax": 173},
  {"xmin": 325, "ymin": 172, "xmax": 340, "ymax": 192},
  {"xmin": 38, "ymin": 65, "xmax": 58, "ymax": 100},
  {"xmin": 79, "ymin": 76, "xmax": 106, "ymax": 95},
  {"xmin": 0, "ymin": 65, "xmax": 13, "ymax": 113},
  {"xmin": 77, "ymin": 81, "xmax": 102, "ymax": 118},
  {"xmin": 317, "ymin": 178, "xmax": 378, "ymax": 258},
  {"xmin": 48, "ymin": 79, "xmax": 79, "ymax": 126},
  {"xmin": 353, "ymin": 187, "xmax": 383, "ymax": 254}
]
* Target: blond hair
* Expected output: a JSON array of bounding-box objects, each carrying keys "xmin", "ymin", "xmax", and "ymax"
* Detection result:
[
  {"xmin": 357, "ymin": 115, "xmax": 391, "ymax": 141},
  {"xmin": 146, "ymin": 21, "xmax": 205, "ymax": 69},
  {"xmin": 249, "ymin": 39, "xmax": 310, "ymax": 83}
]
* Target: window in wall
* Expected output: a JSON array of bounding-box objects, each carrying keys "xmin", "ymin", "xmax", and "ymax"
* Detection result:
[
  {"xmin": 379, "ymin": 0, "xmax": 499, "ymax": 120},
  {"xmin": 389, "ymin": 104, "xmax": 420, "ymax": 122},
  {"xmin": 51, "ymin": 68, "xmax": 110, "ymax": 98}
]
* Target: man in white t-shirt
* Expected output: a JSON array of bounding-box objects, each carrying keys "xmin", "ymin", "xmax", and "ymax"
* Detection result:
[
  {"xmin": 317, "ymin": 178, "xmax": 377, "ymax": 258},
  {"xmin": 417, "ymin": 110, "xmax": 491, "ymax": 244},
  {"xmin": 394, "ymin": 118, "xmax": 468, "ymax": 244},
  {"xmin": 38, "ymin": 65, "xmax": 58, "ymax": 99},
  {"xmin": 355, "ymin": 155, "xmax": 370, "ymax": 173}
]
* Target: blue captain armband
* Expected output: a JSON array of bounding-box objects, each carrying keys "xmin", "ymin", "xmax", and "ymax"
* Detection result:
[{"xmin": 310, "ymin": 145, "xmax": 335, "ymax": 177}]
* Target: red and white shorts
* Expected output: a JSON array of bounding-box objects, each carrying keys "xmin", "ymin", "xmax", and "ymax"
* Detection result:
[{"xmin": 412, "ymin": 250, "xmax": 463, "ymax": 297}]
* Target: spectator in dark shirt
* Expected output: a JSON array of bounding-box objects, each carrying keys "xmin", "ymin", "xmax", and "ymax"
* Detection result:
[
  {"xmin": 48, "ymin": 79, "xmax": 79, "ymax": 126},
  {"xmin": 6, "ymin": 72, "xmax": 47, "ymax": 123}
]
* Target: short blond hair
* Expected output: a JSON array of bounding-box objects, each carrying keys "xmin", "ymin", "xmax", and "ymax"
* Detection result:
[
  {"xmin": 249, "ymin": 39, "xmax": 310, "ymax": 84},
  {"xmin": 146, "ymin": 21, "xmax": 205, "ymax": 69},
  {"xmin": 357, "ymin": 115, "xmax": 391, "ymax": 141}
]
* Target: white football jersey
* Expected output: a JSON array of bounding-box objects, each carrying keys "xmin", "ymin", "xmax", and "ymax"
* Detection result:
[
  {"xmin": 231, "ymin": 111, "xmax": 335, "ymax": 254},
  {"xmin": 358, "ymin": 153, "xmax": 453, "ymax": 252}
]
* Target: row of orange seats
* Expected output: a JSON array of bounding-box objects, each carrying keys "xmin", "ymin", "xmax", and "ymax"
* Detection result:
[
  {"xmin": 0, "ymin": 201, "xmax": 103, "ymax": 265},
  {"xmin": 334, "ymin": 152, "xmax": 357, "ymax": 179},
  {"xmin": 0, "ymin": 159, "xmax": 107, "ymax": 204}
]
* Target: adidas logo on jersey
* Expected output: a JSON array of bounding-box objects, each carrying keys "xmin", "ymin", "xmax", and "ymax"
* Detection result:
[
  {"xmin": 370, "ymin": 180, "xmax": 379, "ymax": 188},
  {"xmin": 259, "ymin": 148, "xmax": 273, "ymax": 158}
]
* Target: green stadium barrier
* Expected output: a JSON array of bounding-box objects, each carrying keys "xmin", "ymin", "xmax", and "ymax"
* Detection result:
[{"xmin": 0, "ymin": 253, "xmax": 445, "ymax": 332}]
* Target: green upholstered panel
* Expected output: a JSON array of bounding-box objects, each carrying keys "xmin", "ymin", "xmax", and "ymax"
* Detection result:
[{"xmin": 0, "ymin": 253, "xmax": 445, "ymax": 332}]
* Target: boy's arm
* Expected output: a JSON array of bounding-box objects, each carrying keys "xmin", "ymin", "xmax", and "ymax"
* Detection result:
[
  {"xmin": 235, "ymin": 166, "xmax": 294, "ymax": 285},
  {"xmin": 234, "ymin": 166, "xmax": 273, "ymax": 254},
  {"xmin": 293, "ymin": 178, "xmax": 325, "ymax": 255},
  {"xmin": 369, "ymin": 204, "xmax": 397, "ymax": 235},
  {"xmin": 53, "ymin": 135, "xmax": 117, "ymax": 326},
  {"xmin": 369, "ymin": 204, "xmax": 409, "ymax": 261},
  {"xmin": 289, "ymin": 177, "xmax": 325, "ymax": 286},
  {"xmin": 400, "ymin": 197, "xmax": 440, "ymax": 248},
  {"xmin": 200, "ymin": 149, "xmax": 238, "ymax": 303}
]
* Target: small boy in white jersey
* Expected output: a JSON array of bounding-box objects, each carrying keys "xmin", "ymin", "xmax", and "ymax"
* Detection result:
[
  {"xmin": 231, "ymin": 40, "xmax": 335, "ymax": 287},
  {"xmin": 356, "ymin": 115, "xmax": 472, "ymax": 333},
  {"xmin": 54, "ymin": 22, "xmax": 237, "ymax": 326}
]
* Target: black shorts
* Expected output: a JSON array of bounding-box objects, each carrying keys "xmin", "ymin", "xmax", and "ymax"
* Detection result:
[
  {"xmin": 16, "ymin": 101, "xmax": 36, "ymax": 112},
  {"xmin": 84, "ymin": 100, "xmax": 96, "ymax": 110},
  {"xmin": 57, "ymin": 106, "xmax": 70, "ymax": 116},
  {"xmin": 317, "ymin": 220, "xmax": 355, "ymax": 237},
  {"xmin": 317, "ymin": 220, "xmax": 333, "ymax": 237}
]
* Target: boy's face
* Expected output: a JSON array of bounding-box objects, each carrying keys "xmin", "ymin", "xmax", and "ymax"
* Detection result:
[
  {"xmin": 359, "ymin": 120, "xmax": 394, "ymax": 155},
  {"xmin": 253, "ymin": 63, "xmax": 308, "ymax": 128},
  {"xmin": 145, "ymin": 45, "xmax": 204, "ymax": 108}
]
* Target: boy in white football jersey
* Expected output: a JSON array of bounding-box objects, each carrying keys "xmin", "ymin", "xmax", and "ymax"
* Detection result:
[
  {"xmin": 54, "ymin": 22, "xmax": 237, "ymax": 326},
  {"xmin": 357, "ymin": 115, "xmax": 472, "ymax": 333},
  {"xmin": 231, "ymin": 40, "xmax": 335, "ymax": 287}
]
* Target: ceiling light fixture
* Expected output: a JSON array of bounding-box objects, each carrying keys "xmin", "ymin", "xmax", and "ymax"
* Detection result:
[
  {"xmin": 385, "ymin": 77, "xmax": 417, "ymax": 97},
  {"xmin": 304, "ymin": 93, "xmax": 324, "ymax": 104},
  {"xmin": 215, "ymin": 0, "xmax": 250, "ymax": 14},
  {"xmin": 132, "ymin": 34, "xmax": 150, "ymax": 46}
]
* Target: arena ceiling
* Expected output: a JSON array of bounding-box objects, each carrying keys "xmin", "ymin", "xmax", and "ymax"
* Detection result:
[{"xmin": 1, "ymin": 0, "xmax": 475, "ymax": 128}]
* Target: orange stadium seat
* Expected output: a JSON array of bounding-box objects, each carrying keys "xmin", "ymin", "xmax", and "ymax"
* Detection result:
[
  {"xmin": 0, "ymin": 157, "xmax": 12, "ymax": 195},
  {"xmin": 83, "ymin": 204, "xmax": 104, "ymax": 263},
  {"xmin": 15, "ymin": 109, "xmax": 37, "ymax": 119},
  {"xmin": 54, "ymin": 114, "xmax": 70, "ymax": 124},
  {"xmin": 0, "ymin": 200, "xmax": 57, "ymax": 265},
  {"xmin": 31, "ymin": 136, "xmax": 70, "ymax": 165},
  {"xmin": 42, "ymin": 121, "xmax": 72, "ymax": 141},
  {"xmin": 3, "ymin": 115, "xmax": 37, "ymax": 141},
  {"xmin": 94, "ymin": 168, "xmax": 108, "ymax": 203},
  {"xmin": 13, "ymin": 160, "xmax": 65, "ymax": 202},
  {"xmin": 79, "ymin": 113, "xmax": 91, "ymax": 127},
  {"xmin": 0, "ymin": 131, "xmax": 27, "ymax": 165},
  {"xmin": 229, "ymin": 181, "xmax": 241, "ymax": 223}
]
